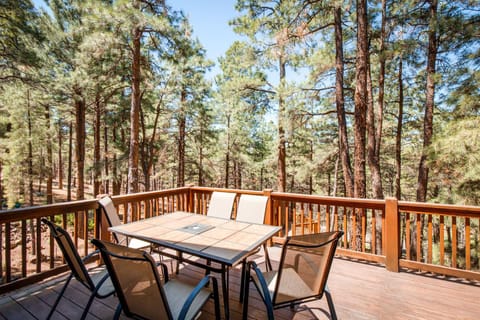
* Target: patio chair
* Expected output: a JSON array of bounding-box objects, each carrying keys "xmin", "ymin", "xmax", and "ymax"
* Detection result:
[
  {"xmin": 235, "ymin": 194, "xmax": 272, "ymax": 301},
  {"xmin": 98, "ymin": 195, "xmax": 151, "ymax": 250},
  {"xmin": 41, "ymin": 218, "xmax": 115, "ymax": 320},
  {"xmin": 242, "ymin": 231, "xmax": 343, "ymax": 320},
  {"xmin": 206, "ymin": 191, "xmax": 236, "ymax": 219},
  {"xmin": 91, "ymin": 239, "xmax": 221, "ymax": 320}
]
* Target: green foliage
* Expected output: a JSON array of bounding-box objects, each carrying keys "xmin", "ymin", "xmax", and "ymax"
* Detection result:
[{"xmin": 0, "ymin": 0, "xmax": 478, "ymax": 206}]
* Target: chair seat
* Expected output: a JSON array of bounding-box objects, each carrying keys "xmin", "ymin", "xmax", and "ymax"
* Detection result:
[
  {"xmin": 163, "ymin": 279, "xmax": 212, "ymax": 320},
  {"xmin": 89, "ymin": 267, "xmax": 115, "ymax": 297},
  {"xmin": 253, "ymin": 267, "xmax": 315, "ymax": 304}
]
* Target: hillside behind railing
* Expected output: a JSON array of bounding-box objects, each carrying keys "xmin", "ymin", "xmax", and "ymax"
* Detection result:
[{"xmin": 1, "ymin": 186, "xmax": 479, "ymax": 294}]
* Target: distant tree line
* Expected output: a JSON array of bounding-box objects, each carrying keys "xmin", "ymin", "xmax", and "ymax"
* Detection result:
[{"xmin": 0, "ymin": 0, "xmax": 479, "ymax": 209}]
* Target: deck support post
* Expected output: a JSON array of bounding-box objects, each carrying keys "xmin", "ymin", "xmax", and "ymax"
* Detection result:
[
  {"xmin": 263, "ymin": 189, "xmax": 274, "ymax": 246},
  {"xmin": 385, "ymin": 197, "xmax": 399, "ymax": 272}
]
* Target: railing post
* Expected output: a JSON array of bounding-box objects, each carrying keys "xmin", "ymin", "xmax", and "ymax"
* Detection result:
[
  {"xmin": 187, "ymin": 185, "xmax": 194, "ymax": 212},
  {"xmin": 385, "ymin": 197, "xmax": 399, "ymax": 272},
  {"xmin": 263, "ymin": 189, "xmax": 273, "ymax": 225},
  {"xmin": 263, "ymin": 189, "xmax": 274, "ymax": 246}
]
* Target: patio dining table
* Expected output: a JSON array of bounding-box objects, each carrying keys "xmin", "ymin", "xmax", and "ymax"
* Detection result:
[{"xmin": 108, "ymin": 211, "xmax": 281, "ymax": 319}]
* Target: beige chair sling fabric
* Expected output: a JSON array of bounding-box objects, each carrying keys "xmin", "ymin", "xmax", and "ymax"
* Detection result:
[
  {"xmin": 98, "ymin": 196, "xmax": 151, "ymax": 250},
  {"xmin": 206, "ymin": 191, "xmax": 236, "ymax": 219},
  {"xmin": 92, "ymin": 239, "xmax": 220, "ymax": 320},
  {"xmin": 244, "ymin": 231, "xmax": 343, "ymax": 320},
  {"xmin": 235, "ymin": 194, "xmax": 269, "ymax": 224},
  {"xmin": 41, "ymin": 218, "xmax": 114, "ymax": 320}
]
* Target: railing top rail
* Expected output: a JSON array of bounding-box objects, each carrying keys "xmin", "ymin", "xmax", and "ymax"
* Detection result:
[
  {"xmin": 270, "ymin": 191, "xmax": 386, "ymax": 210},
  {"xmin": 109, "ymin": 187, "xmax": 191, "ymax": 205},
  {"xmin": 0, "ymin": 199, "xmax": 98, "ymax": 223},
  {"xmin": 190, "ymin": 186, "xmax": 257, "ymax": 195},
  {"xmin": 398, "ymin": 200, "xmax": 480, "ymax": 217}
]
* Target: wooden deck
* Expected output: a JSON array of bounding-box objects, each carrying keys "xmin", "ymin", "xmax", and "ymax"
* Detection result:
[{"xmin": 0, "ymin": 246, "xmax": 479, "ymax": 320}]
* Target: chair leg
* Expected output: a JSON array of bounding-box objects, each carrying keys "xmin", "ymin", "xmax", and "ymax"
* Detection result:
[
  {"xmin": 239, "ymin": 259, "xmax": 246, "ymax": 302},
  {"xmin": 211, "ymin": 277, "xmax": 221, "ymax": 320},
  {"xmin": 80, "ymin": 291, "xmax": 97, "ymax": 320},
  {"xmin": 242, "ymin": 275, "xmax": 249, "ymax": 320},
  {"xmin": 325, "ymin": 285, "xmax": 338, "ymax": 320},
  {"xmin": 263, "ymin": 243, "xmax": 272, "ymax": 272},
  {"xmin": 47, "ymin": 273, "xmax": 73, "ymax": 320},
  {"xmin": 113, "ymin": 303, "xmax": 122, "ymax": 320}
]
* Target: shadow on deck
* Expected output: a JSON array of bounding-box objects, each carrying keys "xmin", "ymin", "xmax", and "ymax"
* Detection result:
[{"xmin": 0, "ymin": 246, "xmax": 479, "ymax": 320}]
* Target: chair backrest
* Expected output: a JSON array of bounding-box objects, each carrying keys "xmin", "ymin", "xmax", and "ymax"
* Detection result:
[
  {"xmin": 92, "ymin": 239, "xmax": 171, "ymax": 320},
  {"xmin": 98, "ymin": 196, "xmax": 126, "ymax": 244},
  {"xmin": 206, "ymin": 191, "xmax": 236, "ymax": 219},
  {"xmin": 41, "ymin": 218, "xmax": 95, "ymax": 291},
  {"xmin": 235, "ymin": 194, "xmax": 269, "ymax": 224},
  {"xmin": 273, "ymin": 231, "xmax": 343, "ymax": 305}
]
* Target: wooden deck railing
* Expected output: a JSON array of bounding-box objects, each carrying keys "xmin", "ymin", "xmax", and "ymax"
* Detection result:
[{"xmin": 1, "ymin": 186, "xmax": 479, "ymax": 294}]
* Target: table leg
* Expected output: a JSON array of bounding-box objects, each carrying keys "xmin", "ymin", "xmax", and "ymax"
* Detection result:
[{"xmin": 221, "ymin": 265, "xmax": 230, "ymax": 319}]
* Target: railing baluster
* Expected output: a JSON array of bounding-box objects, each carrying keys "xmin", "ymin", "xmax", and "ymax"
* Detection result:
[
  {"xmin": 440, "ymin": 215, "xmax": 444, "ymax": 266},
  {"xmin": 452, "ymin": 216, "xmax": 457, "ymax": 268},
  {"xmin": 49, "ymin": 215, "xmax": 55, "ymax": 269},
  {"xmin": 465, "ymin": 217, "xmax": 471, "ymax": 270},
  {"xmin": 416, "ymin": 213, "xmax": 422, "ymax": 262},
  {"xmin": 84, "ymin": 210, "xmax": 88, "ymax": 257},
  {"xmin": 428, "ymin": 214, "xmax": 433, "ymax": 264},
  {"xmin": 22, "ymin": 219, "xmax": 27, "ymax": 278},
  {"xmin": 36, "ymin": 217, "xmax": 41, "ymax": 273},
  {"xmin": 0, "ymin": 223, "xmax": 3, "ymax": 280},
  {"xmin": 362, "ymin": 208, "xmax": 366, "ymax": 252},
  {"xmin": 406, "ymin": 212, "xmax": 411, "ymax": 260},
  {"xmin": 5, "ymin": 222, "xmax": 11, "ymax": 282}
]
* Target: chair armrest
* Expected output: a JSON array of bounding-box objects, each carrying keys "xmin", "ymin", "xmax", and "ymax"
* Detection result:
[
  {"xmin": 82, "ymin": 249, "xmax": 101, "ymax": 262},
  {"xmin": 178, "ymin": 274, "xmax": 218, "ymax": 320},
  {"xmin": 247, "ymin": 261, "xmax": 273, "ymax": 306}
]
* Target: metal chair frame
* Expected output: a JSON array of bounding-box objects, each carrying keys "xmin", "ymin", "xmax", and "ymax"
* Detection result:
[
  {"xmin": 92, "ymin": 239, "xmax": 221, "ymax": 320},
  {"xmin": 242, "ymin": 231, "xmax": 343, "ymax": 320},
  {"xmin": 41, "ymin": 218, "xmax": 115, "ymax": 320}
]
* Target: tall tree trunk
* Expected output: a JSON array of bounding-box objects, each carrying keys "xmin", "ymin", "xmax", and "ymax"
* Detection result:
[
  {"xmin": 27, "ymin": 91, "xmax": 33, "ymax": 206},
  {"xmin": 93, "ymin": 94, "xmax": 101, "ymax": 197},
  {"xmin": 103, "ymin": 121, "xmax": 109, "ymax": 194},
  {"xmin": 225, "ymin": 114, "xmax": 231, "ymax": 188},
  {"xmin": 74, "ymin": 89, "xmax": 85, "ymax": 200},
  {"xmin": 27, "ymin": 92, "xmax": 35, "ymax": 254},
  {"xmin": 366, "ymin": 54, "xmax": 384, "ymax": 200},
  {"xmin": 198, "ymin": 128, "xmax": 204, "ymax": 186},
  {"xmin": 374, "ymin": 0, "xmax": 387, "ymax": 198},
  {"xmin": 354, "ymin": 0, "xmax": 369, "ymax": 250},
  {"xmin": 58, "ymin": 120, "xmax": 63, "ymax": 190},
  {"xmin": 277, "ymin": 54, "xmax": 287, "ymax": 192},
  {"xmin": 45, "ymin": 105, "xmax": 53, "ymax": 204},
  {"xmin": 395, "ymin": 57, "xmax": 404, "ymax": 200},
  {"xmin": 67, "ymin": 121, "xmax": 73, "ymax": 201},
  {"xmin": 128, "ymin": 24, "xmax": 142, "ymax": 194},
  {"xmin": 112, "ymin": 125, "xmax": 121, "ymax": 195},
  {"xmin": 416, "ymin": 0, "xmax": 438, "ymax": 202},
  {"xmin": 0, "ymin": 161, "xmax": 3, "ymax": 201},
  {"xmin": 354, "ymin": 0, "xmax": 368, "ymax": 199},
  {"xmin": 309, "ymin": 140, "xmax": 313, "ymax": 195},
  {"xmin": 177, "ymin": 90, "xmax": 186, "ymax": 187},
  {"xmin": 334, "ymin": 5, "xmax": 354, "ymax": 198}
]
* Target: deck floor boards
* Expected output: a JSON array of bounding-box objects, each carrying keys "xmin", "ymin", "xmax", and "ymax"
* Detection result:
[{"xmin": 1, "ymin": 246, "xmax": 479, "ymax": 319}]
